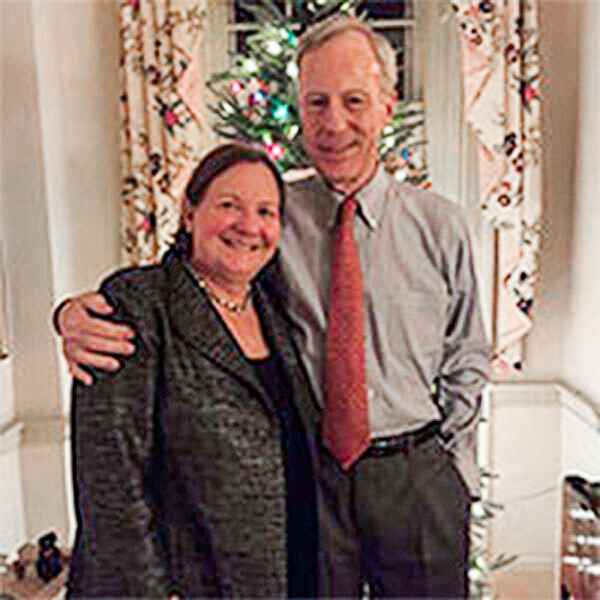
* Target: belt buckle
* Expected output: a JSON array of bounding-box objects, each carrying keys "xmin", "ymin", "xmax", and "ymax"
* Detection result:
[
  {"xmin": 367, "ymin": 422, "xmax": 440, "ymax": 458},
  {"xmin": 368, "ymin": 435, "xmax": 409, "ymax": 458}
]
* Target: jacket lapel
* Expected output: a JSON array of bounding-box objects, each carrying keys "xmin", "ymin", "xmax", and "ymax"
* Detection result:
[{"xmin": 164, "ymin": 256, "xmax": 277, "ymax": 417}]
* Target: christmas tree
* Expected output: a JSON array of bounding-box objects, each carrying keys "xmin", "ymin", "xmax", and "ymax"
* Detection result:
[{"xmin": 207, "ymin": 0, "xmax": 427, "ymax": 184}]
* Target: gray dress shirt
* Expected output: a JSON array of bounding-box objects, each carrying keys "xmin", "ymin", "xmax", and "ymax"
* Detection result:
[{"xmin": 279, "ymin": 166, "xmax": 490, "ymax": 495}]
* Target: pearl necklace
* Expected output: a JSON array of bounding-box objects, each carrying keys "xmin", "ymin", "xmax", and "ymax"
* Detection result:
[{"xmin": 194, "ymin": 274, "xmax": 252, "ymax": 314}]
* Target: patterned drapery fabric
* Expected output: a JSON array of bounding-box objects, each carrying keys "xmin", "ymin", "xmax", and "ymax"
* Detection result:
[
  {"xmin": 118, "ymin": 0, "xmax": 542, "ymax": 372},
  {"xmin": 120, "ymin": 0, "xmax": 209, "ymax": 266},
  {"xmin": 452, "ymin": 0, "xmax": 542, "ymax": 371}
]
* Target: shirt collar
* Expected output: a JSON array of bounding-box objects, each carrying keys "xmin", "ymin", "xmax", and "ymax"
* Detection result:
[{"xmin": 325, "ymin": 164, "xmax": 389, "ymax": 231}]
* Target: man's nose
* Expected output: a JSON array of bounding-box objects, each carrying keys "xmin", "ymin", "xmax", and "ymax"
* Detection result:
[{"xmin": 323, "ymin": 98, "xmax": 348, "ymax": 133}]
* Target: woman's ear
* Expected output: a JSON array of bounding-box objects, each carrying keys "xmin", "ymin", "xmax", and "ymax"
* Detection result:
[{"xmin": 182, "ymin": 207, "xmax": 193, "ymax": 232}]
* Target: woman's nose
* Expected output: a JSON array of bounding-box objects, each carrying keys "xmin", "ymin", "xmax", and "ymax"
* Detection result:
[{"xmin": 236, "ymin": 209, "xmax": 261, "ymax": 233}]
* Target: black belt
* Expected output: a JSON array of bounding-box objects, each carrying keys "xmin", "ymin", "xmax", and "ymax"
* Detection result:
[{"xmin": 364, "ymin": 421, "xmax": 440, "ymax": 458}]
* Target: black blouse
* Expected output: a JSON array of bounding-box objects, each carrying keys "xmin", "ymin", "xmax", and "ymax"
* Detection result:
[{"xmin": 249, "ymin": 351, "xmax": 319, "ymax": 599}]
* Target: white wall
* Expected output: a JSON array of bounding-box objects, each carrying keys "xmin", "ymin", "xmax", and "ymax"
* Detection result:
[
  {"xmin": 0, "ymin": 0, "xmax": 121, "ymax": 554},
  {"xmin": 0, "ymin": 421, "xmax": 26, "ymax": 556},
  {"xmin": 525, "ymin": 1, "xmax": 600, "ymax": 410},
  {"xmin": 559, "ymin": 0, "xmax": 600, "ymax": 405}
]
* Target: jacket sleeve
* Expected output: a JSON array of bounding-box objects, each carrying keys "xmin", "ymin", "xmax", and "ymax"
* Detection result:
[
  {"xmin": 437, "ymin": 219, "xmax": 490, "ymax": 497},
  {"xmin": 67, "ymin": 273, "xmax": 169, "ymax": 598}
]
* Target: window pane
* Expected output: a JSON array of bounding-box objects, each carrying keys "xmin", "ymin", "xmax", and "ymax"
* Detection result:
[
  {"xmin": 233, "ymin": 0, "xmax": 286, "ymax": 23},
  {"xmin": 233, "ymin": 0, "xmax": 256, "ymax": 23},
  {"xmin": 378, "ymin": 28, "xmax": 409, "ymax": 99},
  {"xmin": 229, "ymin": 1, "xmax": 415, "ymax": 99},
  {"xmin": 358, "ymin": 0, "xmax": 412, "ymax": 19},
  {"xmin": 235, "ymin": 31, "xmax": 250, "ymax": 55}
]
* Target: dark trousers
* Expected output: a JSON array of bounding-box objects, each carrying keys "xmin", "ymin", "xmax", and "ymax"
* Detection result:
[{"xmin": 317, "ymin": 436, "xmax": 471, "ymax": 599}]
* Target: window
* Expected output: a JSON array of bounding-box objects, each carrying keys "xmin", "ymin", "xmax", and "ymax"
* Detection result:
[{"xmin": 226, "ymin": 1, "xmax": 415, "ymax": 100}]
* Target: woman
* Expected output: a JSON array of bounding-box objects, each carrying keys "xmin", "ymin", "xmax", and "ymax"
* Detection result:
[{"xmin": 67, "ymin": 144, "xmax": 319, "ymax": 598}]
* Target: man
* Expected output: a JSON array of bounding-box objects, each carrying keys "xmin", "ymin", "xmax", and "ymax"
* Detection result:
[{"xmin": 56, "ymin": 15, "xmax": 489, "ymax": 598}]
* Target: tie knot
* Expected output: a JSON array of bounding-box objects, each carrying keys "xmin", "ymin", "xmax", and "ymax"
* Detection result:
[{"xmin": 339, "ymin": 196, "xmax": 358, "ymax": 225}]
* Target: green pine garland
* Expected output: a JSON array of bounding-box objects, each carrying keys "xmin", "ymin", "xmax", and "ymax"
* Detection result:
[{"xmin": 469, "ymin": 470, "xmax": 517, "ymax": 598}]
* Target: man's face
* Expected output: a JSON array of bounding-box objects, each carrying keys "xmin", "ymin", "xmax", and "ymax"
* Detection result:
[{"xmin": 299, "ymin": 30, "xmax": 396, "ymax": 195}]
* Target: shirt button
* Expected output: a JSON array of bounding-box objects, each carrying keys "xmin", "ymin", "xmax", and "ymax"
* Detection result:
[{"xmin": 367, "ymin": 388, "xmax": 375, "ymax": 401}]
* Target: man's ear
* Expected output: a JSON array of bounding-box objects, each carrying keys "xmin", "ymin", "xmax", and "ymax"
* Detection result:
[{"xmin": 383, "ymin": 90, "xmax": 397, "ymax": 124}]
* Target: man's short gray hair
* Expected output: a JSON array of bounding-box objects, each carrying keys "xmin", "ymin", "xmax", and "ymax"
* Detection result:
[{"xmin": 296, "ymin": 14, "xmax": 398, "ymax": 97}]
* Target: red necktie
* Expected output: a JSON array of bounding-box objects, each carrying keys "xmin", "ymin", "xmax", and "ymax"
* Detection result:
[{"xmin": 322, "ymin": 197, "xmax": 370, "ymax": 470}]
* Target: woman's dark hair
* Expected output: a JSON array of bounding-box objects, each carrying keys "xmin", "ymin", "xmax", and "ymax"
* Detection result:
[
  {"xmin": 185, "ymin": 143, "xmax": 286, "ymax": 215},
  {"xmin": 173, "ymin": 143, "xmax": 285, "ymax": 257}
]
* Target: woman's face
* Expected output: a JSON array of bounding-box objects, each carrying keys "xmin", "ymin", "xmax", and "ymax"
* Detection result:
[{"xmin": 184, "ymin": 161, "xmax": 282, "ymax": 289}]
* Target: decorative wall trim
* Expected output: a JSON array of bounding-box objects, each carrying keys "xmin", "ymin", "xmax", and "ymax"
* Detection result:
[{"xmin": 488, "ymin": 381, "xmax": 600, "ymax": 431}]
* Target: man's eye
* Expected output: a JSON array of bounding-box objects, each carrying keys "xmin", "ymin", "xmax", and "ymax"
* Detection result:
[
  {"xmin": 346, "ymin": 95, "xmax": 367, "ymax": 110},
  {"xmin": 307, "ymin": 97, "xmax": 327, "ymax": 111}
]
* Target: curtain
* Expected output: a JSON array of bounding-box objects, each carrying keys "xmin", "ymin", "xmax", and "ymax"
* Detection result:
[
  {"xmin": 414, "ymin": 1, "xmax": 494, "ymax": 341},
  {"xmin": 120, "ymin": 0, "xmax": 211, "ymax": 266},
  {"xmin": 452, "ymin": 0, "xmax": 542, "ymax": 372}
]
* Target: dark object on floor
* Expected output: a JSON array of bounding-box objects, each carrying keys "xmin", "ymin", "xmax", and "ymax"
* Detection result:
[{"xmin": 35, "ymin": 532, "xmax": 63, "ymax": 583}]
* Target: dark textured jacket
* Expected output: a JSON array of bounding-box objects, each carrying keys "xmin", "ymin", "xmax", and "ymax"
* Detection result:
[{"xmin": 67, "ymin": 251, "xmax": 320, "ymax": 598}]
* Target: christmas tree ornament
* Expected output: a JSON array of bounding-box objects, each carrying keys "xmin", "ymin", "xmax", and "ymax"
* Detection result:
[
  {"xmin": 229, "ymin": 80, "xmax": 244, "ymax": 95},
  {"xmin": 265, "ymin": 40, "xmax": 283, "ymax": 56},
  {"xmin": 393, "ymin": 167, "xmax": 408, "ymax": 182},
  {"xmin": 288, "ymin": 31, "xmax": 299, "ymax": 47},
  {"xmin": 249, "ymin": 90, "xmax": 267, "ymax": 106},
  {"xmin": 242, "ymin": 57, "xmax": 259, "ymax": 74},
  {"xmin": 286, "ymin": 61, "xmax": 299, "ymax": 79},
  {"xmin": 220, "ymin": 101, "xmax": 235, "ymax": 115},
  {"xmin": 267, "ymin": 142, "xmax": 286, "ymax": 161},
  {"xmin": 285, "ymin": 124, "xmax": 300, "ymax": 139},
  {"xmin": 261, "ymin": 130, "xmax": 273, "ymax": 145},
  {"xmin": 272, "ymin": 102, "xmax": 290, "ymax": 122},
  {"xmin": 382, "ymin": 136, "xmax": 395, "ymax": 150}
]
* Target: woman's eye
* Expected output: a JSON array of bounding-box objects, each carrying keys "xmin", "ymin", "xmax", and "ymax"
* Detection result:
[
  {"xmin": 219, "ymin": 199, "xmax": 237, "ymax": 210},
  {"xmin": 258, "ymin": 207, "xmax": 278, "ymax": 218}
]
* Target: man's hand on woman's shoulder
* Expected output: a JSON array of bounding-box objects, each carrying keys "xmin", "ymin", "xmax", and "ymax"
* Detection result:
[{"xmin": 56, "ymin": 292, "xmax": 137, "ymax": 385}]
